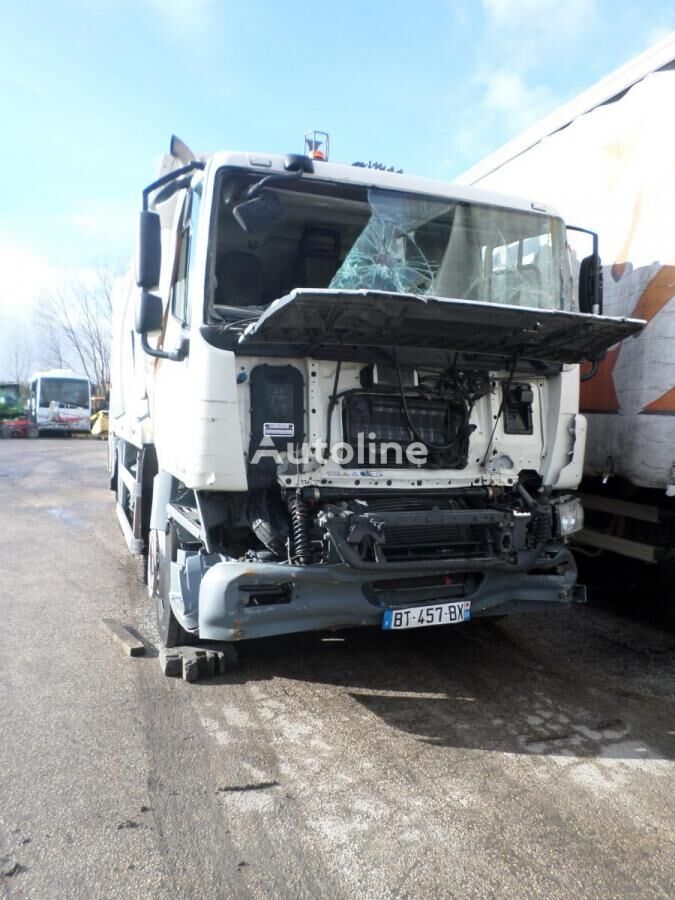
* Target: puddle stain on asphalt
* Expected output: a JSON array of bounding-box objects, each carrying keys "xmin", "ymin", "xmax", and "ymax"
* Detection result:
[{"xmin": 45, "ymin": 507, "xmax": 85, "ymax": 529}]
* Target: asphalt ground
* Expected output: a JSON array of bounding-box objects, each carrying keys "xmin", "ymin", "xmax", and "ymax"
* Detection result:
[{"xmin": 1, "ymin": 438, "xmax": 673, "ymax": 899}]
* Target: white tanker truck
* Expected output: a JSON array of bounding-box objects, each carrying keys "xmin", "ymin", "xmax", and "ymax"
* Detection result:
[
  {"xmin": 109, "ymin": 133, "xmax": 642, "ymax": 648},
  {"xmin": 458, "ymin": 37, "xmax": 675, "ymax": 572}
]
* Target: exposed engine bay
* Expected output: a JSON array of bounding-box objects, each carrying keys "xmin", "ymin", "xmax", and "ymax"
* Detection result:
[
  {"xmin": 246, "ymin": 361, "xmax": 493, "ymax": 481},
  {"xmin": 211, "ymin": 356, "xmax": 568, "ymax": 573},
  {"xmin": 246, "ymin": 478, "xmax": 555, "ymax": 571},
  {"xmin": 152, "ymin": 344, "xmax": 583, "ymax": 638}
]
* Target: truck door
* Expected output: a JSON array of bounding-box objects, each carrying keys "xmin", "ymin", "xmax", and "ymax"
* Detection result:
[{"xmin": 153, "ymin": 185, "xmax": 201, "ymax": 477}]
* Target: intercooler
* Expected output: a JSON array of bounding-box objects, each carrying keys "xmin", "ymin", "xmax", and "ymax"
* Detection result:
[
  {"xmin": 331, "ymin": 504, "xmax": 522, "ymax": 566},
  {"xmin": 341, "ymin": 392, "xmax": 470, "ymax": 468},
  {"xmin": 380, "ymin": 520, "xmax": 484, "ymax": 560}
]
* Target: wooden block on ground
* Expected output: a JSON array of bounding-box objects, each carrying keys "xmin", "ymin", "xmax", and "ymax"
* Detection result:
[
  {"xmin": 101, "ymin": 618, "xmax": 146, "ymax": 657},
  {"xmin": 182, "ymin": 656, "xmax": 200, "ymax": 682},
  {"xmin": 218, "ymin": 644, "xmax": 239, "ymax": 672},
  {"xmin": 205, "ymin": 651, "xmax": 219, "ymax": 678},
  {"xmin": 155, "ymin": 644, "xmax": 240, "ymax": 681},
  {"xmin": 159, "ymin": 648, "xmax": 182, "ymax": 677},
  {"xmin": 179, "ymin": 648, "xmax": 204, "ymax": 682}
]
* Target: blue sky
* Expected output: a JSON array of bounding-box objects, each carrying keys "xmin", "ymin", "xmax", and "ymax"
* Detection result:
[{"xmin": 0, "ymin": 0, "xmax": 672, "ymax": 323}]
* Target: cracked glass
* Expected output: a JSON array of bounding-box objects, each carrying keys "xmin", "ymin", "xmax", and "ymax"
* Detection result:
[{"xmin": 330, "ymin": 188, "xmax": 573, "ymax": 312}]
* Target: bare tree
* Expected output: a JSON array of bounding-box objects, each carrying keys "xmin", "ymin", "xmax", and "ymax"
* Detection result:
[
  {"xmin": 36, "ymin": 263, "xmax": 120, "ymax": 393},
  {"xmin": 0, "ymin": 329, "xmax": 33, "ymax": 384}
]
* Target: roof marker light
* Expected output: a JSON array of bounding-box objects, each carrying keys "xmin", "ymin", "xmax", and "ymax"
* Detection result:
[{"xmin": 304, "ymin": 130, "xmax": 329, "ymax": 161}]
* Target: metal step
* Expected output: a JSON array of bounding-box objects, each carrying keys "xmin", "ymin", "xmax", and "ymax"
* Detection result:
[{"xmin": 572, "ymin": 527, "xmax": 657, "ymax": 563}]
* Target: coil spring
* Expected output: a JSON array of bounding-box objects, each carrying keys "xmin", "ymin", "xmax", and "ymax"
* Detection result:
[
  {"xmin": 290, "ymin": 494, "xmax": 311, "ymax": 565},
  {"xmin": 532, "ymin": 507, "xmax": 551, "ymax": 545}
]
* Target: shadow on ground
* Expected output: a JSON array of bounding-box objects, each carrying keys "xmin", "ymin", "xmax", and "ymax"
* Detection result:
[{"xmin": 195, "ymin": 608, "xmax": 675, "ymax": 762}]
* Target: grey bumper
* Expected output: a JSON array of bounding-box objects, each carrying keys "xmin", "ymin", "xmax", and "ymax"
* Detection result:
[{"xmin": 193, "ymin": 548, "xmax": 578, "ymax": 641}]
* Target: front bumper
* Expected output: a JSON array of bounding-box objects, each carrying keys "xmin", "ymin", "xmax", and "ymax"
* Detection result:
[
  {"xmin": 38, "ymin": 421, "xmax": 90, "ymax": 433},
  {"xmin": 192, "ymin": 546, "xmax": 578, "ymax": 641}
]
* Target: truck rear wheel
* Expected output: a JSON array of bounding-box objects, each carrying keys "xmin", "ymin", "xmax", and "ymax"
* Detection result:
[{"xmin": 155, "ymin": 523, "xmax": 189, "ymax": 648}]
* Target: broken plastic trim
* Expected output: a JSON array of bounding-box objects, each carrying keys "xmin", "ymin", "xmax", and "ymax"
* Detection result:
[{"xmin": 238, "ymin": 289, "xmax": 644, "ymax": 365}]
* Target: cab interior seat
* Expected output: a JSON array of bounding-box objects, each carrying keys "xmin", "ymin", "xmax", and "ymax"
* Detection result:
[
  {"xmin": 214, "ymin": 251, "xmax": 265, "ymax": 312},
  {"xmin": 293, "ymin": 226, "xmax": 342, "ymax": 289}
]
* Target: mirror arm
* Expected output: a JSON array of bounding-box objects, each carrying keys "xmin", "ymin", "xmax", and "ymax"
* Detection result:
[
  {"xmin": 245, "ymin": 169, "xmax": 304, "ymax": 200},
  {"xmin": 142, "ymin": 161, "xmax": 205, "ymax": 211},
  {"xmin": 140, "ymin": 333, "xmax": 189, "ymax": 362}
]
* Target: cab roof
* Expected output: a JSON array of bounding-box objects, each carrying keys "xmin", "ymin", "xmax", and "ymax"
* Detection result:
[{"xmin": 203, "ymin": 150, "xmax": 562, "ymax": 219}]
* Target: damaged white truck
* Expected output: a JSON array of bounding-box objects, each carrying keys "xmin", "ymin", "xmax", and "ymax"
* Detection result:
[{"xmin": 109, "ymin": 133, "xmax": 642, "ymax": 648}]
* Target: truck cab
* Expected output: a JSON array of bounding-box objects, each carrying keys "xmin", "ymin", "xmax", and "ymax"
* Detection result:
[
  {"xmin": 110, "ymin": 136, "xmax": 643, "ymax": 647},
  {"xmin": 0, "ymin": 383, "xmax": 23, "ymax": 420}
]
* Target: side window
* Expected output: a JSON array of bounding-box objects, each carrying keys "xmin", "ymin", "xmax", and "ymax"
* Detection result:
[
  {"xmin": 171, "ymin": 198, "xmax": 191, "ymax": 324},
  {"xmin": 171, "ymin": 186, "xmax": 202, "ymax": 325}
]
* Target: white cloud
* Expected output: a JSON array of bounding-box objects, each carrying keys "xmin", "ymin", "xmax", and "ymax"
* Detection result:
[
  {"xmin": 63, "ymin": 208, "xmax": 134, "ymax": 243},
  {"xmin": 482, "ymin": 70, "xmax": 553, "ymax": 126},
  {"xmin": 0, "ymin": 237, "xmax": 52, "ymax": 322},
  {"xmin": 0, "ymin": 233, "xmax": 103, "ymax": 325},
  {"xmin": 479, "ymin": 0, "xmax": 599, "ymax": 77},
  {"xmin": 68, "ymin": 0, "xmax": 219, "ymax": 48},
  {"xmin": 0, "ymin": 233, "xmax": 121, "ymax": 379},
  {"xmin": 441, "ymin": 0, "xmax": 597, "ymax": 175},
  {"xmin": 645, "ymin": 26, "xmax": 675, "ymax": 49},
  {"xmin": 138, "ymin": 0, "xmax": 219, "ymax": 44},
  {"xmin": 441, "ymin": 66, "xmax": 556, "ymax": 175},
  {"xmin": 483, "ymin": 0, "xmax": 595, "ymax": 33},
  {"xmin": 66, "ymin": 213, "xmax": 102, "ymax": 233}
]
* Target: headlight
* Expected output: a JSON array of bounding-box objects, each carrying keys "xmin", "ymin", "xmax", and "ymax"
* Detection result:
[{"xmin": 554, "ymin": 497, "xmax": 584, "ymax": 536}]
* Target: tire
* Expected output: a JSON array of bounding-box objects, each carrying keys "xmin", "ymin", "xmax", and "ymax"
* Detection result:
[
  {"xmin": 147, "ymin": 528, "xmax": 160, "ymax": 599},
  {"xmin": 27, "ymin": 426, "xmax": 39, "ymax": 440},
  {"xmin": 139, "ymin": 446, "xmax": 157, "ymax": 550},
  {"xmin": 115, "ymin": 448, "xmax": 125, "ymax": 506},
  {"xmin": 155, "ymin": 524, "xmax": 189, "ymax": 648},
  {"xmin": 109, "ymin": 442, "xmax": 118, "ymax": 491}
]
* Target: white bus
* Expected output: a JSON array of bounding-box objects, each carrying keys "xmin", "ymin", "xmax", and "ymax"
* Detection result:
[{"xmin": 30, "ymin": 369, "xmax": 92, "ymax": 434}]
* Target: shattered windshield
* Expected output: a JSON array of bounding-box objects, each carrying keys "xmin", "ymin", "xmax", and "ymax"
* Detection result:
[
  {"xmin": 330, "ymin": 193, "xmax": 446, "ymax": 294},
  {"xmin": 212, "ymin": 175, "xmax": 573, "ymax": 320},
  {"xmin": 330, "ymin": 188, "xmax": 573, "ymax": 312}
]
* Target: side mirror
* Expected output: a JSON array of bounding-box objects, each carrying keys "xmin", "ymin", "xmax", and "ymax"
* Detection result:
[
  {"xmin": 136, "ymin": 211, "xmax": 162, "ymax": 289},
  {"xmin": 135, "ymin": 290, "xmax": 188, "ymax": 362},
  {"xmin": 579, "ymin": 253, "xmax": 603, "ymax": 315},
  {"xmin": 135, "ymin": 290, "xmax": 163, "ymax": 335},
  {"xmin": 233, "ymin": 190, "xmax": 284, "ymax": 233}
]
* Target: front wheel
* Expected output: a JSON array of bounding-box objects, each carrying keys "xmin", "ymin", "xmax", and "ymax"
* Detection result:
[
  {"xmin": 147, "ymin": 528, "xmax": 160, "ymax": 599},
  {"xmin": 154, "ymin": 524, "xmax": 189, "ymax": 648}
]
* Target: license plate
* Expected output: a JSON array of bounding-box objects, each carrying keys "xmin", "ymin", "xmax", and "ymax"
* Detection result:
[{"xmin": 382, "ymin": 600, "xmax": 471, "ymax": 630}]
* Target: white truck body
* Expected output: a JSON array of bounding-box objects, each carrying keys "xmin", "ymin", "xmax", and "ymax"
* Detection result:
[
  {"xmin": 109, "ymin": 139, "xmax": 641, "ymax": 645},
  {"xmin": 458, "ymin": 35, "xmax": 675, "ymax": 563}
]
